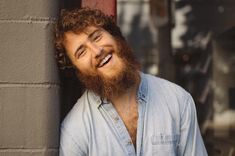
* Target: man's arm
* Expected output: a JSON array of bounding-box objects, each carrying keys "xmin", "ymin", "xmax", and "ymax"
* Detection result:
[{"xmin": 178, "ymin": 94, "xmax": 208, "ymax": 156}]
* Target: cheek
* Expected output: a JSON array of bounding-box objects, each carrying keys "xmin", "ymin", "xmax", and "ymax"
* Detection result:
[
  {"xmin": 74, "ymin": 59, "xmax": 97, "ymax": 75},
  {"xmin": 116, "ymin": 55, "xmax": 125, "ymax": 67},
  {"xmin": 74, "ymin": 63, "xmax": 89, "ymax": 73}
]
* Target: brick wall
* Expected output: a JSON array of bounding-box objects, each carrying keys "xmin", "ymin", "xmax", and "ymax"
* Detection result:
[{"xmin": 0, "ymin": 0, "xmax": 60, "ymax": 155}]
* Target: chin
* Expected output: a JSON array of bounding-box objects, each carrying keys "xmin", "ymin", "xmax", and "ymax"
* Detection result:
[{"xmin": 101, "ymin": 67, "xmax": 123, "ymax": 79}]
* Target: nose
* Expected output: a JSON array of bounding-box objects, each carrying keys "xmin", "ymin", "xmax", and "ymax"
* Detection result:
[{"xmin": 87, "ymin": 41, "xmax": 103, "ymax": 58}]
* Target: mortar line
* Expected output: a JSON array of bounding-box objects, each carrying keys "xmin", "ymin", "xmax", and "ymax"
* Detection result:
[
  {"xmin": 0, "ymin": 19, "xmax": 56, "ymax": 24},
  {"xmin": 0, "ymin": 82, "xmax": 60, "ymax": 88},
  {"xmin": 0, "ymin": 148, "xmax": 58, "ymax": 152}
]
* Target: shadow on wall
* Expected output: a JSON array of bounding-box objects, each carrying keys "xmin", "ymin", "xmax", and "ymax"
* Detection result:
[{"xmin": 58, "ymin": 0, "xmax": 83, "ymax": 120}]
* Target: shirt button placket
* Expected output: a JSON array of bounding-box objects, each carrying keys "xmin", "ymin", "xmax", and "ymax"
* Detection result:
[{"xmin": 113, "ymin": 116, "xmax": 134, "ymax": 155}]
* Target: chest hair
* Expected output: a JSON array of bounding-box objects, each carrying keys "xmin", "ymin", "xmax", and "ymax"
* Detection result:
[{"xmin": 117, "ymin": 102, "xmax": 138, "ymax": 148}]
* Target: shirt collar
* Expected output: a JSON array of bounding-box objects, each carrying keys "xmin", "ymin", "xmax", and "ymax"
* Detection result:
[
  {"xmin": 89, "ymin": 91, "xmax": 103, "ymax": 108},
  {"xmin": 89, "ymin": 91, "xmax": 109, "ymax": 108},
  {"xmin": 137, "ymin": 72, "xmax": 148, "ymax": 103}
]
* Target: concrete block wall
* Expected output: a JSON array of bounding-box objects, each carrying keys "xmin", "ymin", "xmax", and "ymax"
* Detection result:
[{"xmin": 0, "ymin": 0, "xmax": 60, "ymax": 156}]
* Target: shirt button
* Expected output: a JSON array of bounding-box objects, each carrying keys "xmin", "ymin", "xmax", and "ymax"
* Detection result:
[
  {"xmin": 127, "ymin": 140, "xmax": 132, "ymax": 145},
  {"xmin": 114, "ymin": 116, "xmax": 119, "ymax": 121}
]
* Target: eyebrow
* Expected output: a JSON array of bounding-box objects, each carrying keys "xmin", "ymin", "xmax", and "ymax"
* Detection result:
[{"xmin": 74, "ymin": 29, "xmax": 101, "ymax": 57}]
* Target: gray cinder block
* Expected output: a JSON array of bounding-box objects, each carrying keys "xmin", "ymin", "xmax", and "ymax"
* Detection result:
[
  {"xmin": 0, "ymin": 22, "xmax": 59, "ymax": 83},
  {"xmin": 0, "ymin": 149, "xmax": 58, "ymax": 156},
  {"xmin": 0, "ymin": 86, "xmax": 60, "ymax": 149},
  {"xmin": 0, "ymin": 0, "xmax": 59, "ymax": 20}
]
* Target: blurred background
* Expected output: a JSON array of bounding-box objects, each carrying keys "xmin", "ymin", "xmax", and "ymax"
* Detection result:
[
  {"xmin": 0, "ymin": 0, "xmax": 234, "ymax": 155},
  {"xmin": 117, "ymin": 1, "xmax": 235, "ymax": 155},
  {"xmin": 117, "ymin": 0, "xmax": 235, "ymax": 155}
]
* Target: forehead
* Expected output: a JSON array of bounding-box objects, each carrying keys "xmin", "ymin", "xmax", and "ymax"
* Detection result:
[
  {"xmin": 64, "ymin": 26, "xmax": 97, "ymax": 39},
  {"xmin": 78, "ymin": 26, "xmax": 100, "ymax": 35}
]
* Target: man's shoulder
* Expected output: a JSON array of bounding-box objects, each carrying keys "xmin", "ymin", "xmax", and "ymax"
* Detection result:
[
  {"xmin": 61, "ymin": 90, "xmax": 98, "ymax": 129},
  {"xmin": 142, "ymin": 73, "xmax": 187, "ymax": 94},
  {"xmin": 60, "ymin": 90, "xmax": 94, "ymax": 153},
  {"xmin": 142, "ymin": 73, "xmax": 191, "ymax": 108}
]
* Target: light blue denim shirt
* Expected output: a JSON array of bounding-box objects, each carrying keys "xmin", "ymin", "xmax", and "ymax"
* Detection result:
[{"xmin": 60, "ymin": 72, "xmax": 208, "ymax": 156}]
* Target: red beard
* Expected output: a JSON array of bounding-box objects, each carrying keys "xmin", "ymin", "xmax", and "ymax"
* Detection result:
[{"xmin": 76, "ymin": 38, "xmax": 140, "ymax": 100}]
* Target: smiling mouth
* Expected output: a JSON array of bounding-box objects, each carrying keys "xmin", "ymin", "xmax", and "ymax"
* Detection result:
[{"xmin": 97, "ymin": 54, "xmax": 112, "ymax": 68}]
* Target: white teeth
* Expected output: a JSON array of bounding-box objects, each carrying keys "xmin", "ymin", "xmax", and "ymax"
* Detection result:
[{"xmin": 99, "ymin": 54, "xmax": 112, "ymax": 67}]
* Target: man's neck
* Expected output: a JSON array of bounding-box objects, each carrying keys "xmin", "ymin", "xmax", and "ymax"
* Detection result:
[{"xmin": 110, "ymin": 76, "xmax": 140, "ymax": 111}]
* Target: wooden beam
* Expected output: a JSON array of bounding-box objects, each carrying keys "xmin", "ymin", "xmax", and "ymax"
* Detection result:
[{"xmin": 81, "ymin": 0, "xmax": 116, "ymax": 17}]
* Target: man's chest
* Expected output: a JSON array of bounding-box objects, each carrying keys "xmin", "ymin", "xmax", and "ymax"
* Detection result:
[
  {"xmin": 121, "ymin": 112, "xmax": 138, "ymax": 146},
  {"xmin": 115, "ymin": 101, "xmax": 139, "ymax": 147},
  {"xmin": 86, "ymin": 99, "xmax": 180, "ymax": 156}
]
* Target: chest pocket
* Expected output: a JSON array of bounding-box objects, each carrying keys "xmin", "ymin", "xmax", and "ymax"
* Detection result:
[{"xmin": 151, "ymin": 134, "xmax": 179, "ymax": 156}]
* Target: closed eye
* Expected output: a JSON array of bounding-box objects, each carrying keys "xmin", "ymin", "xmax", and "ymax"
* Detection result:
[
  {"xmin": 74, "ymin": 29, "xmax": 103, "ymax": 59},
  {"xmin": 75, "ymin": 46, "xmax": 86, "ymax": 59}
]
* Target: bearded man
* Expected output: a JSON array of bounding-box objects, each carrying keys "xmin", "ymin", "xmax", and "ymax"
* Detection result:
[{"xmin": 54, "ymin": 7, "xmax": 208, "ymax": 156}]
